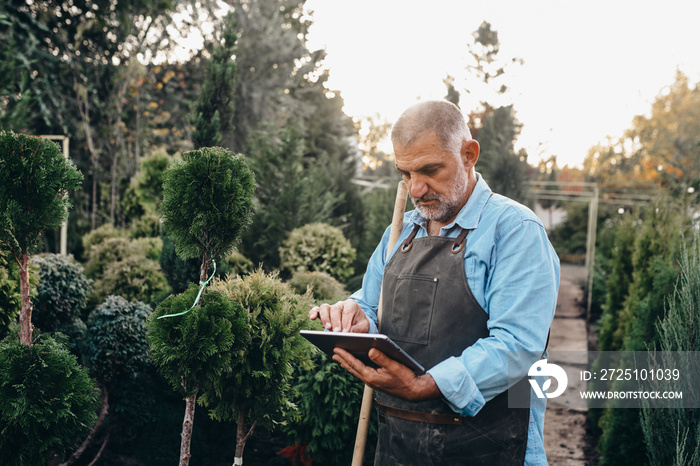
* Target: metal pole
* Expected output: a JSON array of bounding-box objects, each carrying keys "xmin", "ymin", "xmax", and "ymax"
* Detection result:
[{"xmin": 351, "ymin": 180, "xmax": 408, "ymax": 466}]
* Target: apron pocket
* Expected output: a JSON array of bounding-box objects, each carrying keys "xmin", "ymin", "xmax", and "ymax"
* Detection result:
[{"xmin": 386, "ymin": 275, "xmax": 438, "ymax": 345}]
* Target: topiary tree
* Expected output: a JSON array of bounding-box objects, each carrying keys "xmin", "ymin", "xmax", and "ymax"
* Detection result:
[
  {"xmin": 0, "ymin": 131, "xmax": 83, "ymax": 344},
  {"xmin": 159, "ymin": 147, "xmax": 255, "ymax": 283},
  {"xmin": 0, "ymin": 333, "xmax": 98, "ymax": 465},
  {"xmin": 150, "ymin": 146, "xmax": 255, "ymax": 466},
  {"xmin": 205, "ymin": 270, "xmax": 316, "ymax": 465},
  {"xmin": 31, "ymin": 254, "xmax": 92, "ymax": 344},
  {"xmin": 147, "ymin": 286, "xmax": 248, "ymax": 466},
  {"xmin": 279, "ymin": 222, "xmax": 356, "ymax": 283}
]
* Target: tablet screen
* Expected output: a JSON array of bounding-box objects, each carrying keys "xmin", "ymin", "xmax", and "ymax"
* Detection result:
[{"xmin": 300, "ymin": 330, "xmax": 425, "ymax": 374}]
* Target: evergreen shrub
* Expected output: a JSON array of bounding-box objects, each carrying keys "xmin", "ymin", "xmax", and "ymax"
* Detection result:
[
  {"xmin": 31, "ymin": 253, "xmax": 92, "ymax": 332},
  {"xmin": 279, "ymin": 223, "xmax": 356, "ymax": 283},
  {"xmin": 0, "ymin": 333, "xmax": 98, "ymax": 465},
  {"xmin": 91, "ymin": 255, "xmax": 170, "ymax": 308},
  {"xmin": 288, "ymin": 270, "xmax": 348, "ymax": 304}
]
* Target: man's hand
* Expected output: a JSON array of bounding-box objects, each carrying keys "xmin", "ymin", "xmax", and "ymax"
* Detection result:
[
  {"xmin": 332, "ymin": 347, "xmax": 442, "ymax": 402},
  {"xmin": 309, "ymin": 299, "xmax": 370, "ymax": 333}
]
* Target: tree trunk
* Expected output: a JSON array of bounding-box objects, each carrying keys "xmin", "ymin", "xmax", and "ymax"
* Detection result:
[
  {"xmin": 234, "ymin": 411, "xmax": 257, "ymax": 466},
  {"xmin": 61, "ymin": 386, "xmax": 109, "ymax": 466},
  {"xmin": 179, "ymin": 393, "xmax": 197, "ymax": 466},
  {"xmin": 200, "ymin": 251, "xmax": 211, "ymax": 284},
  {"xmin": 18, "ymin": 252, "xmax": 33, "ymax": 345}
]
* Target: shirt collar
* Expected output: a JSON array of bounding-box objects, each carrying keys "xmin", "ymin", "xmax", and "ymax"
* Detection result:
[{"xmin": 409, "ymin": 172, "xmax": 492, "ymax": 235}]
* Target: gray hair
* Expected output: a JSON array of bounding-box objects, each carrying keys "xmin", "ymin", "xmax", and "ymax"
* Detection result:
[{"xmin": 390, "ymin": 100, "xmax": 472, "ymax": 154}]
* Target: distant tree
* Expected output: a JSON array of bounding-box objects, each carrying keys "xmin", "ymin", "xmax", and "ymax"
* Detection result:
[
  {"xmin": 191, "ymin": 13, "xmax": 238, "ymax": 149},
  {"xmin": 242, "ymin": 126, "xmax": 342, "ymax": 268},
  {"xmin": 0, "ymin": 132, "xmax": 83, "ymax": 344},
  {"xmin": 476, "ymin": 105, "xmax": 529, "ymax": 202}
]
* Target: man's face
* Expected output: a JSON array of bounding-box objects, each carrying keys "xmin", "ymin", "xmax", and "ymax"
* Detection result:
[{"xmin": 394, "ymin": 132, "xmax": 470, "ymax": 225}]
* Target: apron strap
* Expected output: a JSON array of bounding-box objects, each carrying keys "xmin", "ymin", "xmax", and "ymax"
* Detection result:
[{"xmin": 400, "ymin": 224, "xmax": 421, "ymax": 253}]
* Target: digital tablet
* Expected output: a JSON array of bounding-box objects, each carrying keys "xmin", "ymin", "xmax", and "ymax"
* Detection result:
[{"xmin": 300, "ymin": 330, "xmax": 425, "ymax": 374}]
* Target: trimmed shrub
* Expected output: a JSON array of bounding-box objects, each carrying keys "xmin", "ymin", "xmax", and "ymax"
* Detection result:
[
  {"xmin": 204, "ymin": 270, "xmax": 316, "ymax": 459},
  {"xmin": 84, "ymin": 296, "xmax": 152, "ymax": 383},
  {"xmin": 84, "ymin": 236, "xmax": 162, "ymax": 279},
  {"xmin": 0, "ymin": 333, "xmax": 99, "ymax": 465},
  {"xmin": 128, "ymin": 212, "xmax": 161, "ymax": 239},
  {"xmin": 31, "ymin": 254, "xmax": 92, "ymax": 332},
  {"xmin": 279, "ymin": 223, "xmax": 356, "ymax": 283},
  {"xmin": 82, "ymin": 223, "xmax": 125, "ymax": 254},
  {"xmin": 288, "ymin": 270, "xmax": 348, "ymax": 304},
  {"xmin": 91, "ymin": 255, "xmax": 170, "ymax": 307}
]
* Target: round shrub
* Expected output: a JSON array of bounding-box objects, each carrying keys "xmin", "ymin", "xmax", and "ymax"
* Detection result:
[
  {"xmin": 81, "ymin": 223, "xmax": 125, "ymax": 254},
  {"xmin": 279, "ymin": 223, "xmax": 356, "ymax": 283},
  {"xmin": 220, "ymin": 249, "xmax": 254, "ymax": 277},
  {"xmin": 83, "ymin": 296, "xmax": 152, "ymax": 383},
  {"xmin": 31, "ymin": 253, "xmax": 92, "ymax": 332},
  {"xmin": 0, "ymin": 333, "xmax": 99, "ymax": 465},
  {"xmin": 288, "ymin": 270, "xmax": 348, "ymax": 304},
  {"xmin": 128, "ymin": 212, "xmax": 161, "ymax": 239},
  {"xmin": 147, "ymin": 285, "xmax": 249, "ymax": 397},
  {"xmin": 90, "ymin": 256, "xmax": 170, "ymax": 307},
  {"xmin": 84, "ymin": 236, "xmax": 162, "ymax": 279}
]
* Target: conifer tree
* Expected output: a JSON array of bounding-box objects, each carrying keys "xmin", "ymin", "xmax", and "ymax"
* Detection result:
[
  {"xmin": 0, "ymin": 132, "xmax": 82, "ymax": 344},
  {"xmin": 149, "ymin": 146, "xmax": 255, "ymax": 466}
]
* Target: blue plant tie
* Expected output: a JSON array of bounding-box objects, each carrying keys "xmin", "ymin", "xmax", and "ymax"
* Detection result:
[{"xmin": 158, "ymin": 259, "xmax": 216, "ymax": 319}]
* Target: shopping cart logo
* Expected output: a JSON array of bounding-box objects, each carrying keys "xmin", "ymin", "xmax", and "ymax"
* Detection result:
[{"xmin": 528, "ymin": 359, "xmax": 568, "ymax": 399}]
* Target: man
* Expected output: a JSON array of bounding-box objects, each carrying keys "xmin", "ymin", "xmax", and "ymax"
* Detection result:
[{"xmin": 309, "ymin": 100, "xmax": 560, "ymax": 465}]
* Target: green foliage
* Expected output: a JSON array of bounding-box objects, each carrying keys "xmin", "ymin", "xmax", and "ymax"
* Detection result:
[
  {"xmin": 91, "ymin": 255, "xmax": 170, "ymax": 308},
  {"xmin": 219, "ymin": 249, "xmax": 254, "ymax": 278},
  {"xmin": 31, "ymin": 254, "xmax": 92, "ymax": 332},
  {"xmin": 283, "ymin": 350, "xmax": 377, "ymax": 465},
  {"xmin": 242, "ymin": 126, "xmax": 345, "ymax": 268},
  {"xmin": 160, "ymin": 231, "xmax": 202, "ymax": 294},
  {"xmin": 204, "ymin": 270, "xmax": 316, "ymax": 431},
  {"xmin": 288, "ymin": 271, "xmax": 348, "ymax": 304},
  {"xmin": 594, "ymin": 200, "xmax": 688, "ymax": 466},
  {"xmin": 82, "ymin": 223, "xmax": 126, "ymax": 254},
  {"xmin": 598, "ymin": 215, "xmax": 637, "ymax": 351},
  {"xmin": 83, "ymin": 296, "xmax": 152, "ymax": 383},
  {"xmin": 147, "ymin": 285, "xmax": 248, "ymax": 396},
  {"xmin": 641, "ymin": 234, "xmax": 700, "ymax": 466},
  {"xmin": 0, "ymin": 333, "xmax": 99, "ymax": 465},
  {"xmin": 191, "ymin": 13, "xmax": 238, "ymax": 149},
  {"xmin": 476, "ymin": 106, "xmax": 529, "ymax": 202},
  {"xmin": 0, "ymin": 253, "xmax": 21, "ymax": 339},
  {"xmin": 280, "ymin": 223, "xmax": 356, "ymax": 283},
  {"xmin": 84, "ymin": 236, "xmax": 162, "ymax": 279},
  {"xmin": 160, "ymin": 147, "xmax": 255, "ymax": 265},
  {"xmin": 128, "ymin": 212, "xmax": 161, "ymax": 239},
  {"xmin": 0, "ymin": 132, "xmax": 83, "ymax": 258},
  {"xmin": 122, "ymin": 149, "xmax": 173, "ymax": 224}
]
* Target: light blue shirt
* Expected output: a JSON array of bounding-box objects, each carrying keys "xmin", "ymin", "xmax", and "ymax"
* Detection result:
[{"xmin": 350, "ymin": 173, "xmax": 560, "ymax": 466}]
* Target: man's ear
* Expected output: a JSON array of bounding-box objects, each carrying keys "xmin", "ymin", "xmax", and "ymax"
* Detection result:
[{"xmin": 461, "ymin": 139, "xmax": 480, "ymax": 170}]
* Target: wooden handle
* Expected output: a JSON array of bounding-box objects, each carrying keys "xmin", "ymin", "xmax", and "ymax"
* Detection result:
[{"xmin": 351, "ymin": 180, "xmax": 408, "ymax": 466}]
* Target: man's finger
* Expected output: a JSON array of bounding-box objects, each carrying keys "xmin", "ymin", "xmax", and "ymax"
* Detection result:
[
  {"xmin": 329, "ymin": 301, "xmax": 344, "ymax": 332},
  {"xmin": 317, "ymin": 303, "xmax": 332, "ymax": 330}
]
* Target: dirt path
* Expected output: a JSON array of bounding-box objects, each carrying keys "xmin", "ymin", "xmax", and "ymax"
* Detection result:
[{"xmin": 544, "ymin": 264, "xmax": 593, "ymax": 465}]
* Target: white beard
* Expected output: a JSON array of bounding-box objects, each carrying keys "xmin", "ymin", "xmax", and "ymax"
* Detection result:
[{"xmin": 411, "ymin": 169, "xmax": 469, "ymax": 223}]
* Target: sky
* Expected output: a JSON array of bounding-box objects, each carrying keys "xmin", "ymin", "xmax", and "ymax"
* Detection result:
[{"xmin": 303, "ymin": 0, "xmax": 700, "ymax": 168}]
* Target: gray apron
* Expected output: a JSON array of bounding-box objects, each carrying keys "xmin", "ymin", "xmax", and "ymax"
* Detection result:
[{"xmin": 374, "ymin": 225, "xmax": 530, "ymax": 465}]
